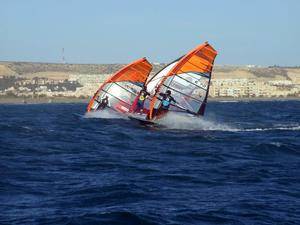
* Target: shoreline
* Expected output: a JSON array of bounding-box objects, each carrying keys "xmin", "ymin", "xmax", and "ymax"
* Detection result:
[
  {"xmin": 0, "ymin": 97, "xmax": 89, "ymax": 104},
  {"xmin": 209, "ymin": 96, "xmax": 300, "ymax": 102},
  {"xmin": 0, "ymin": 96, "xmax": 299, "ymax": 104}
]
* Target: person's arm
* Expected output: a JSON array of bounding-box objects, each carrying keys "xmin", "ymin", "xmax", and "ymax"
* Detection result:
[
  {"xmin": 142, "ymin": 85, "xmax": 150, "ymax": 96},
  {"xmin": 171, "ymin": 96, "xmax": 177, "ymax": 103},
  {"xmin": 104, "ymin": 98, "xmax": 110, "ymax": 107}
]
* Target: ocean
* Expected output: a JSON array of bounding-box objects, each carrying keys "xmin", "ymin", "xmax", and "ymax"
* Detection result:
[{"xmin": 1, "ymin": 101, "xmax": 299, "ymax": 225}]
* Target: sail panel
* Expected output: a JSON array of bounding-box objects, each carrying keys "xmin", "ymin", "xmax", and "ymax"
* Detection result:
[
  {"xmin": 106, "ymin": 58, "xmax": 152, "ymax": 84},
  {"xmin": 95, "ymin": 82, "xmax": 136, "ymax": 113},
  {"xmin": 87, "ymin": 58, "xmax": 152, "ymax": 112},
  {"xmin": 146, "ymin": 58, "xmax": 181, "ymax": 95},
  {"xmin": 152, "ymin": 72, "xmax": 209, "ymax": 114},
  {"xmin": 148, "ymin": 42, "xmax": 217, "ymax": 119}
]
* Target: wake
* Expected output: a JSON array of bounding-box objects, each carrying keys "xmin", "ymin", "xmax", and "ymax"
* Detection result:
[
  {"xmin": 239, "ymin": 126, "xmax": 300, "ymax": 132},
  {"xmin": 157, "ymin": 112, "xmax": 236, "ymax": 131},
  {"xmin": 155, "ymin": 112, "xmax": 300, "ymax": 132},
  {"xmin": 83, "ymin": 110, "xmax": 300, "ymax": 132}
]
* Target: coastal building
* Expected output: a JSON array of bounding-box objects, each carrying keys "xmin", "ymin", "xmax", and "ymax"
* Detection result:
[{"xmin": 0, "ymin": 64, "xmax": 299, "ymax": 99}]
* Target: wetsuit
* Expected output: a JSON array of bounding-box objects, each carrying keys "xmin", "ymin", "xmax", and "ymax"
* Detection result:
[
  {"xmin": 159, "ymin": 93, "xmax": 176, "ymax": 110},
  {"xmin": 153, "ymin": 93, "xmax": 177, "ymax": 118},
  {"xmin": 97, "ymin": 98, "xmax": 108, "ymax": 110},
  {"xmin": 135, "ymin": 89, "xmax": 149, "ymax": 113}
]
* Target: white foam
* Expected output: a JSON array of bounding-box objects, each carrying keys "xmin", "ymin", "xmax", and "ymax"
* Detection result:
[
  {"xmin": 84, "ymin": 109, "xmax": 128, "ymax": 119},
  {"xmin": 241, "ymin": 126, "xmax": 300, "ymax": 132},
  {"xmin": 153, "ymin": 112, "xmax": 300, "ymax": 132},
  {"xmin": 84, "ymin": 110, "xmax": 300, "ymax": 132},
  {"xmin": 156, "ymin": 112, "xmax": 235, "ymax": 131},
  {"xmin": 270, "ymin": 142, "xmax": 282, "ymax": 147}
]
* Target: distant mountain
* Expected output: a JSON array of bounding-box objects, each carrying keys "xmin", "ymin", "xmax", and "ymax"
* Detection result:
[{"xmin": 0, "ymin": 61, "xmax": 166, "ymax": 77}]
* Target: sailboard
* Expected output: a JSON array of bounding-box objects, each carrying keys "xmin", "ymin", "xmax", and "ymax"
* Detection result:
[
  {"xmin": 127, "ymin": 113, "xmax": 156, "ymax": 125},
  {"xmin": 86, "ymin": 58, "xmax": 152, "ymax": 114},
  {"xmin": 144, "ymin": 42, "xmax": 218, "ymax": 121}
]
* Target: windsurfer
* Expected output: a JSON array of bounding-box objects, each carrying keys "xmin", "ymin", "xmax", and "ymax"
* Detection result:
[
  {"xmin": 154, "ymin": 90, "xmax": 177, "ymax": 117},
  {"xmin": 97, "ymin": 96, "xmax": 109, "ymax": 110},
  {"xmin": 135, "ymin": 86, "xmax": 150, "ymax": 113}
]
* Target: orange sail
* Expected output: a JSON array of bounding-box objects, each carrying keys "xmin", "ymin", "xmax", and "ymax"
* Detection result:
[
  {"xmin": 87, "ymin": 58, "xmax": 152, "ymax": 113},
  {"xmin": 147, "ymin": 42, "xmax": 217, "ymax": 119}
]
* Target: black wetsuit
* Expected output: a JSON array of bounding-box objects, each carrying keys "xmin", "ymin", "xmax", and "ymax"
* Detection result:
[{"xmin": 98, "ymin": 98, "xmax": 108, "ymax": 110}]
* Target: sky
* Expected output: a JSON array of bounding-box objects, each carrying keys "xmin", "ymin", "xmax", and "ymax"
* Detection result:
[{"xmin": 1, "ymin": 0, "xmax": 299, "ymax": 66}]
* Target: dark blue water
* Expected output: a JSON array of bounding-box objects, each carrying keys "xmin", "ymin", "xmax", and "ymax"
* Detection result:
[{"xmin": 1, "ymin": 101, "xmax": 300, "ymax": 225}]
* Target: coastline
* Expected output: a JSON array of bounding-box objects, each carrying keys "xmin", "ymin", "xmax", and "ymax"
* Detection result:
[
  {"xmin": 209, "ymin": 96, "xmax": 300, "ymax": 102},
  {"xmin": 0, "ymin": 96, "xmax": 88, "ymax": 104},
  {"xmin": 0, "ymin": 96, "xmax": 299, "ymax": 104},
  {"xmin": 1, "ymin": 62, "xmax": 299, "ymax": 102}
]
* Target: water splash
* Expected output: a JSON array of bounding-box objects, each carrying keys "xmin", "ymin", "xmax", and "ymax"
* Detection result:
[
  {"xmin": 156, "ymin": 112, "xmax": 235, "ymax": 131},
  {"xmin": 84, "ymin": 109, "xmax": 128, "ymax": 119},
  {"xmin": 155, "ymin": 112, "xmax": 300, "ymax": 132},
  {"xmin": 84, "ymin": 110, "xmax": 300, "ymax": 132}
]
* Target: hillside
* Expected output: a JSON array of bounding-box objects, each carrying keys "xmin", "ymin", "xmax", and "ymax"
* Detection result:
[
  {"xmin": 0, "ymin": 61, "xmax": 299, "ymax": 82},
  {"xmin": 0, "ymin": 61, "xmax": 299, "ymax": 102},
  {"xmin": 0, "ymin": 61, "xmax": 165, "ymax": 77}
]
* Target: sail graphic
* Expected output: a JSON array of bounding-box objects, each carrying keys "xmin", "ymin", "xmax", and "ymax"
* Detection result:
[
  {"xmin": 87, "ymin": 58, "xmax": 152, "ymax": 113},
  {"xmin": 147, "ymin": 42, "xmax": 217, "ymax": 119}
]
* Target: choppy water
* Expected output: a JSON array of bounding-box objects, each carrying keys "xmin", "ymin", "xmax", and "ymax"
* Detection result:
[{"xmin": 1, "ymin": 101, "xmax": 300, "ymax": 225}]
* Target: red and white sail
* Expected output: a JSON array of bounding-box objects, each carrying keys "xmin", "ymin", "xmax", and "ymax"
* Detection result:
[
  {"xmin": 147, "ymin": 42, "xmax": 217, "ymax": 119},
  {"xmin": 87, "ymin": 58, "xmax": 152, "ymax": 113}
]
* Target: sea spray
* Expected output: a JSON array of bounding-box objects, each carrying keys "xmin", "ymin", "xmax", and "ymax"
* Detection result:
[
  {"xmin": 84, "ymin": 110, "xmax": 300, "ymax": 132},
  {"xmin": 156, "ymin": 112, "xmax": 300, "ymax": 131},
  {"xmin": 157, "ymin": 112, "xmax": 236, "ymax": 131},
  {"xmin": 84, "ymin": 109, "xmax": 128, "ymax": 119}
]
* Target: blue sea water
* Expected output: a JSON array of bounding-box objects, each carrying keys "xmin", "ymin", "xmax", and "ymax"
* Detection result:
[{"xmin": 0, "ymin": 101, "xmax": 300, "ymax": 225}]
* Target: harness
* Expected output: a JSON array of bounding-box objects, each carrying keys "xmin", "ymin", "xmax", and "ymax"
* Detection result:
[{"xmin": 162, "ymin": 97, "xmax": 171, "ymax": 107}]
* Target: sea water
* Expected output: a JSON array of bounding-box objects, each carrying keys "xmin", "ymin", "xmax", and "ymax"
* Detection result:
[{"xmin": 1, "ymin": 101, "xmax": 299, "ymax": 224}]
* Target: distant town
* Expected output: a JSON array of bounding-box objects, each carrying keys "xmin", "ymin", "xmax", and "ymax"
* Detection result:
[{"xmin": 0, "ymin": 61, "xmax": 299, "ymax": 103}]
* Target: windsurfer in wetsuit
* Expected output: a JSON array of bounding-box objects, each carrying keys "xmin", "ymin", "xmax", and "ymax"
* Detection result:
[
  {"xmin": 135, "ymin": 86, "xmax": 150, "ymax": 113},
  {"xmin": 97, "ymin": 96, "xmax": 109, "ymax": 110},
  {"xmin": 156, "ymin": 90, "xmax": 176, "ymax": 116}
]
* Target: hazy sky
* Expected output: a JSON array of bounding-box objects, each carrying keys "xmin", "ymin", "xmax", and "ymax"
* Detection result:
[{"xmin": 1, "ymin": 0, "xmax": 299, "ymax": 65}]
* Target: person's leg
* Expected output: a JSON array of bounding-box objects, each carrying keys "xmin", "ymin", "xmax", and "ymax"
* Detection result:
[
  {"xmin": 139, "ymin": 101, "xmax": 145, "ymax": 113},
  {"xmin": 135, "ymin": 101, "xmax": 142, "ymax": 113},
  {"xmin": 147, "ymin": 108, "xmax": 157, "ymax": 120},
  {"xmin": 97, "ymin": 103, "xmax": 103, "ymax": 110},
  {"xmin": 155, "ymin": 107, "xmax": 168, "ymax": 119}
]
